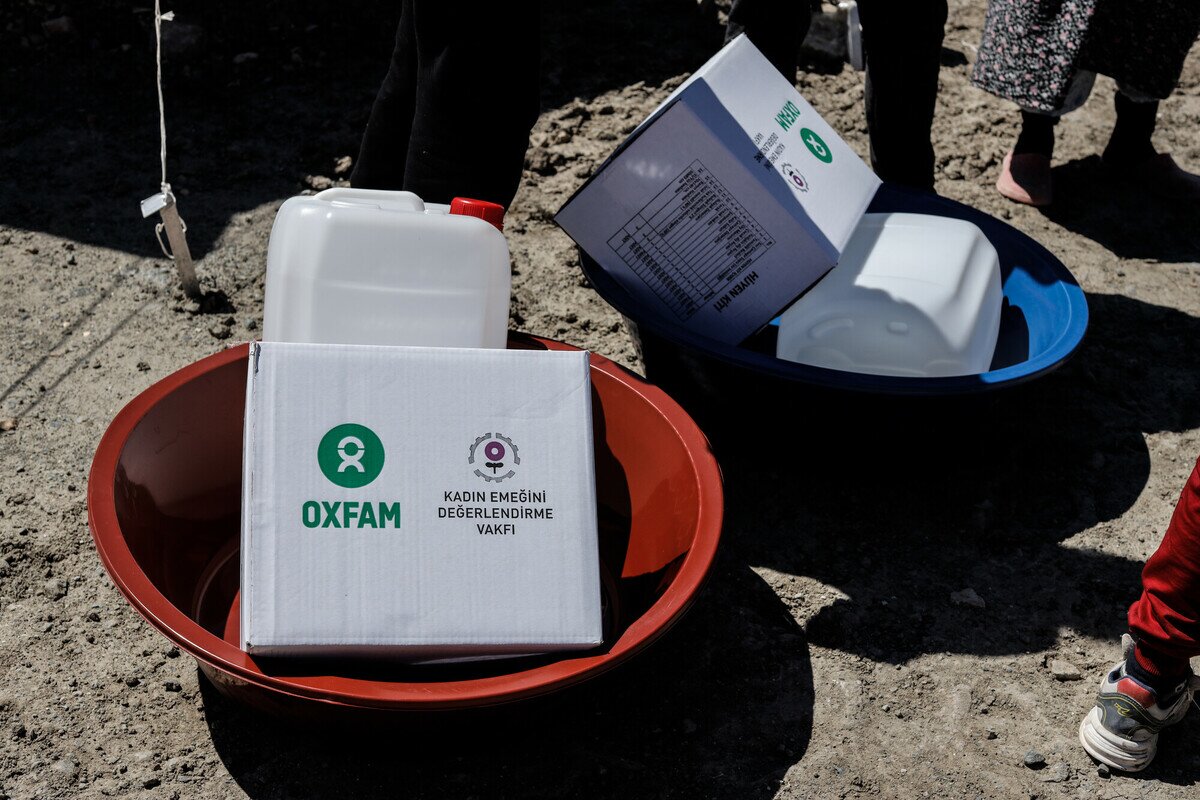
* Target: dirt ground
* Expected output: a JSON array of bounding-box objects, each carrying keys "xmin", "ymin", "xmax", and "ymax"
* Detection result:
[{"xmin": 2, "ymin": 1, "xmax": 1200, "ymax": 798}]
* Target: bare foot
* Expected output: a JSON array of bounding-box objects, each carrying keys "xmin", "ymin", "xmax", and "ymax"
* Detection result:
[{"xmin": 996, "ymin": 151, "xmax": 1053, "ymax": 207}]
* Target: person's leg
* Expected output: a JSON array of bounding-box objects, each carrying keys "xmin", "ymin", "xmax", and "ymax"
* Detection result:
[
  {"xmin": 351, "ymin": 0, "xmax": 418, "ymax": 190},
  {"xmin": 1013, "ymin": 111, "xmax": 1057, "ymax": 158},
  {"xmin": 1103, "ymin": 91, "xmax": 1158, "ymax": 167},
  {"xmin": 725, "ymin": 0, "xmax": 813, "ymax": 83},
  {"xmin": 1080, "ymin": 453, "xmax": 1200, "ymax": 772},
  {"xmin": 1103, "ymin": 89, "xmax": 1200, "ymax": 201},
  {"xmin": 993, "ymin": 69, "xmax": 1094, "ymax": 206},
  {"xmin": 1128, "ymin": 454, "xmax": 1200, "ymax": 675},
  {"xmin": 858, "ymin": 0, "xmax": 948, "ymax": 190},
  {"xmin": 400, "ymin": 0, "xmax": 541, "ymax": 208},
  {"xmin": 995, "ymin": 111, "xmax": 1057, "ymax": 206}
]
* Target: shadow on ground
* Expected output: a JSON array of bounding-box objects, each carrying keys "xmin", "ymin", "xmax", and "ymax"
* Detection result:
[
  {"xmin": 0, "ymin": 0, "xmax": 722, "ymax": 258},
  {"xmin": 1039, "ymin": 156, "xmax": 1200, "ymax": 263},
  {"xmin": 200, "ymin": 557, "xmax": 813, "ymax": 800},
  {"xmin": 641, "ymin": 291, "xmax": 1200, "ymax": 666}
]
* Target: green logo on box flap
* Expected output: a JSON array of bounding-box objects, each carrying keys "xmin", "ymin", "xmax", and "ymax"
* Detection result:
[
  {"xmin": 318, "ymin": 424, "xmax": 385, "ymax": 488},
  {"xmin": 800, "ymin": 128, "xmax": 832, "ymax": 164}
]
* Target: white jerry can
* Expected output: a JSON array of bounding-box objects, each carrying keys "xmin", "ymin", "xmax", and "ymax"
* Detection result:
[
  {"xmin": 263, "ymin": 188, "xmax": 512, "ymax": 348},
  {"xmin": 775, "ymin": 213, "xmax": 1003, "ymax": 378}
]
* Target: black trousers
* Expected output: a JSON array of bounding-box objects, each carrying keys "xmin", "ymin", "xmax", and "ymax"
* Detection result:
[
  {"xmin": 354, "ymin": 2, "xmax": 946, "ymax": 202},
  {"xmin": 351, "ymin": 0, "xmax": 541, "ymax": 208},
  {"xmin": 725, "ymin": 0, "xmax": 814, "ymax": 81},
  {"xmin": 729, "ymin": 0, "xmax": 948, "ymax": 191},
  {"xmin": 859, "ymin": 0, "xmax": 948, "ymax": 190}
]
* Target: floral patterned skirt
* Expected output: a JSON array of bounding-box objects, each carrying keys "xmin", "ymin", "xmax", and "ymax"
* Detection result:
[{"xmin": 972, "ymin": 0, "xmax": 1200, "ymax": 113}]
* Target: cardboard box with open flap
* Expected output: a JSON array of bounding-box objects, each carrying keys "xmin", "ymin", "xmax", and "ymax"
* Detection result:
[{"xmin": 556, "ymin": 34, "xmax": 881, "ymax": 345}]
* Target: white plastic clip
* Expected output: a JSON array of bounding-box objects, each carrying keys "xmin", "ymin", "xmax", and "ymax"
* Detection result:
[{"xmin": 140, "ymin": 191, "xmax": 171, "ymax": 218}]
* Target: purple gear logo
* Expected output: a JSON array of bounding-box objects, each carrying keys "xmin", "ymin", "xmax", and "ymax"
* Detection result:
[
  {"xmin": 469, "ymin": 432, "xmax": 520, "ymax": 483},
  {"xmin": 781, "ymin": 163, "xmax": 809, "ymax": 193}
]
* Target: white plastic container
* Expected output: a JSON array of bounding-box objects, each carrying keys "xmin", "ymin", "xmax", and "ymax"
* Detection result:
[
  {"xmin": 263, "ymin": 188, "xmax": 511, "ymax": 348},
  {"xmin": 775, "ymin": 212, "xmax": 1002, "ymax": 378}
]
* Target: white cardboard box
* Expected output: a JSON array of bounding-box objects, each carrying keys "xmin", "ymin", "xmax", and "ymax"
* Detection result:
[
  {"xmin": 556, "ymin": 35, "xmax": 881, "ymax": 344},
  {"xmin": 240, "ymin": 341, "xmax": 602, "ymax": 658}
]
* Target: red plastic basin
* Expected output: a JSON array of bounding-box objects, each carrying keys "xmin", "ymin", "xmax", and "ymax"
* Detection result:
[{"xmin": 88, "ymin": 335, "xmax": 723, "ymax": 717}]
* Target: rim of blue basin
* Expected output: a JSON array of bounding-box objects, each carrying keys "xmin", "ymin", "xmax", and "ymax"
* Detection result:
[{"xmin": 577, "ymin": 183, "xmax": 1089, "ymax": 397}]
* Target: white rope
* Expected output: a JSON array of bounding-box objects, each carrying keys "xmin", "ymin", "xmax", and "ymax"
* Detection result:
[
  {"xmin": 154, "ymin": 1, "xmax": 173, "ymax": 194},
  {"xmin": 141, "ymin": 4, "xmax": 199, "ymax": 297}
]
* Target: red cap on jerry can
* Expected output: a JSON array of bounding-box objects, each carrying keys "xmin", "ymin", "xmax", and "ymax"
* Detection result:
[{"xmin": 449, "ymin": 197, "xmax": 506, "ymax": 231}]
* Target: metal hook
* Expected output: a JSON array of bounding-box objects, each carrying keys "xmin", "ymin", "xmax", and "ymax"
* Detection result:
[
  {"xmin": 154, "ymin": 216, "xmax": 188, "ymax": 260},
  {"xmin": 154, "ymin": 222, "xmax": 173, "ymax": 260}
]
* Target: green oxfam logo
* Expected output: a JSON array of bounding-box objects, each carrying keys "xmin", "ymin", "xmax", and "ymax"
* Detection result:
[
  {"xmin": 317, "ymin": 424, "xmax": 385, "ymax": 488},
  {"xmin": 800, "ymin": 128, "xmax": 832, "ymax": 164}
]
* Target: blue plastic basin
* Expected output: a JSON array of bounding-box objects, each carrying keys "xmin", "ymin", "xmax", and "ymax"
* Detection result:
[{"xmin": 579, "ymin": 184, "xmax": 1088, "ymax": 397}]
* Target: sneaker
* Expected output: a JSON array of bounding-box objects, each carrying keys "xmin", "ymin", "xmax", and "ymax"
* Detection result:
[{"xmin": 1078, "ymin": 635, "xmax": 1200, "ymax": 772}]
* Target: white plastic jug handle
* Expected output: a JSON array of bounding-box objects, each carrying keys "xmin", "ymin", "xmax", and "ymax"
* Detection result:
[{"xmin": 314, "ymin": 187, "xmax": 427, "ymax": 213}]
